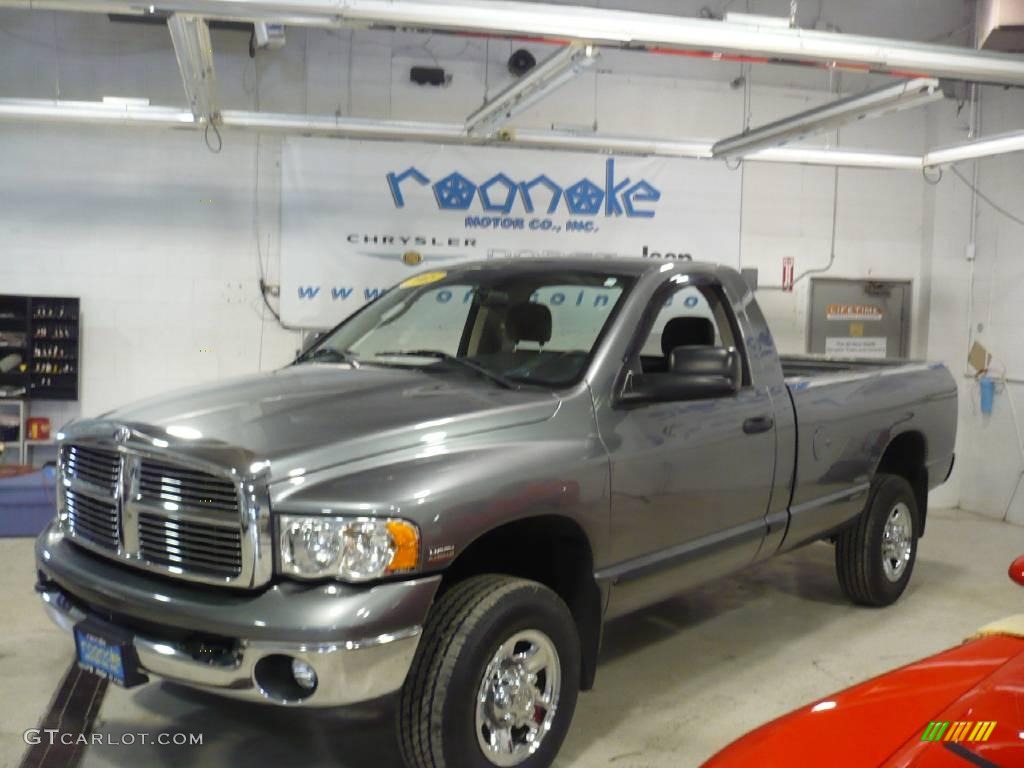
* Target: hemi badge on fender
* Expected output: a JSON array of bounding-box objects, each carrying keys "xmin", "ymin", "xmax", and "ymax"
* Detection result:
[{"xmin": 427, "ymin": 544, "xmax": 456, "ymax": 563}]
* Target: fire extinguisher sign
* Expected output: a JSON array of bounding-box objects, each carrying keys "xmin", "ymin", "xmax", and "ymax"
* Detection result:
[{"xmin": 782, "ymin": 257, "xmax": 795, "ymax": 292}]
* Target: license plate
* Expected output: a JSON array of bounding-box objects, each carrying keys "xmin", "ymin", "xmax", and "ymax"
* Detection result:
[{"xmin": 73, "ymin": 619, "xmax": 147, "ymax": 688}]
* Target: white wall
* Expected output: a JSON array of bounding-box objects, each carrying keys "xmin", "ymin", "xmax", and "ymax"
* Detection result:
[
  {"xmin": 2, "ymin": 2, "xmax": 1017, "ymax": 525},
  {"xmin": 924, "ymin": 88, "xmax": 1024, "ymax": 524},
  {"xmin": 0, "ymin": 125, "xmax": 298, "ymax": 429}
]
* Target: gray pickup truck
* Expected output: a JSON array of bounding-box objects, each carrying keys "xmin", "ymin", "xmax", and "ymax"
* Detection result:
[{"xmin": 35, "ymin": 259, "xmax": 956, "ymax": 768}]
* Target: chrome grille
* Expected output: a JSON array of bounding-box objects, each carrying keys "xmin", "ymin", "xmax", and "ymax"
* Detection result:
[
  {"xmin": 138, "ymin": 512, "xmax": 243, "ymax": 578},
  {"xmin": 139, "ymin": 459, "xmax": 240, "ymax": 517},
  {"xmin": 60, "ymin": 441, "xmax": 253, "ymax": 587},
  {"xmin": 64, "ymin": 445, "xmax": 119, "ymax": 493},
  {"xmin": 65, "ymin": 489, "xmax": 118, "ymax": 550}
]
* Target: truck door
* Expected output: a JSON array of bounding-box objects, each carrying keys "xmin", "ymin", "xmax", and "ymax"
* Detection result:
[{"xmin": 596, "ymin": 275, "xmax": 778, "ymax": 618}]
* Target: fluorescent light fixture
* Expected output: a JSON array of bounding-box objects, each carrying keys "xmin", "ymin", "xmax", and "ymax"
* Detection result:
[
  {"xmin": 723, "ymin": 12, "xmax": 791, "ymax": 29},
  {"xmin": 713, "ymin": 78, "xmax": 942, "ymax": 159},
  {"xmin": 0, "ymin": 98, "xmax": 923, "ymax": 171},
  {"xmin": 221, "ymin": 110, "xmax": 466, "ymax": 141},
  {"xmin": 0, "ymin": 98, "xmax": 194, "ymax": 126},
  {"xmin": 923, "ymin": 129, "xmax": 1024, "ymax": 167},
  {"xmin": 747, "ymin": 146, "xmax": 922, "ymax": 170},
  {"xmin": 511, "ymin": 129, "xmax": 712, "ymax": 158},
  {"xmin": 167, "ymin": 13, "xmax": 217, "ymax": 121},
  {"xmin": 466, "ymin": 43, "xmax": 598, "ymax": 136},
  {"xmin": 102, "ymin": 96, "xmax": 151, "ymax": 106}
]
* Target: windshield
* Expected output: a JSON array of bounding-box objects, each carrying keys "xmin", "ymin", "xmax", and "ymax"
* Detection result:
[{"xmin": 297, "ymin": 267, "xmax": 636, "ymax": 388}]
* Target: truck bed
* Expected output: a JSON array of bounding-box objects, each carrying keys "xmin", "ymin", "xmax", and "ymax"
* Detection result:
[
  {"xmin": 775, "ymin": 353, "xmax": 957, "ymax": 550},
  {"xmin": 780, "ymin": 354, "xmax": 920, "ymax": 381}
]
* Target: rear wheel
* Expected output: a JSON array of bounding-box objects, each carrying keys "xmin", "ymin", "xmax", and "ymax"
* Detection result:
[
  {"xmin": 835, "ymin": 473, "xmax": 919, "ymax": 607},
  {"xmin": 398, "ymin": 574, "xmax": 580, "ymax": 768}
]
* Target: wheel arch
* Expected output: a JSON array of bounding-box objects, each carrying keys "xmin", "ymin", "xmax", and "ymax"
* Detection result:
[
  {"xmin": 874, "ymin": 430, "xmax": 928, "ymax": 535},
  {"xmin": 437, "ymin": 514, "xmax": 603, "ymax": 691}
]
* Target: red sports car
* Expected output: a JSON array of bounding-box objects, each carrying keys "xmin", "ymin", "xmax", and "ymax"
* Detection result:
[{"xmin": 704, "ymin": 556, "xmax": 1024, "ymax": 768}]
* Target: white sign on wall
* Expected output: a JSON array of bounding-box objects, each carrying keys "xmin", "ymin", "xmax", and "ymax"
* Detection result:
[
  {"xmin": 280, "ymin": 138, "xmax": 742, "ymax": 328},
  {"xmin": 825, "ymin": 336, "xmax": 888, "ymax": 359}
]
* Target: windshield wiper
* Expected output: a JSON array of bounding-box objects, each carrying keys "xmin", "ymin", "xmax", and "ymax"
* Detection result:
[
  {"xmin": 295, "ymin": 347, "xmax": 360, "ymax": 366},
  {"xmin": 373, "ymin": 350, "xmax": 519, "ymax": 390}
]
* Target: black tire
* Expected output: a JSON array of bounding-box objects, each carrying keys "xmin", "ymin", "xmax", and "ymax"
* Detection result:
[
  {"xmin": 835, "ymin": 473, "xmax": 920, "ymax": 607},
  {"xmin": 398, "ymin": 575, "xmax": 581, "ymax": 768}
]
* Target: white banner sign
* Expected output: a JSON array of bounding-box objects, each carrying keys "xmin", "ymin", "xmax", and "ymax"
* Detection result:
[{"xmin": 281, "ymin": 138, "xmax": 741, "ymax": 328}]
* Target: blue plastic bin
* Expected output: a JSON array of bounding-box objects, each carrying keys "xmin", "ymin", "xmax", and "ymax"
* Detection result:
[{"xmin": 0, "ymin": 466, "xmax": 57, "ymax": 537}]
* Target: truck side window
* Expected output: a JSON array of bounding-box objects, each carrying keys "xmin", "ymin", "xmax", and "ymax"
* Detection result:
[{"xmin": 638, "ymin": 285, "xmax": 738, "ymax": 374}]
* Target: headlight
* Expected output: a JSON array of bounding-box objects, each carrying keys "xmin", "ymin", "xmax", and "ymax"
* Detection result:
[{"xmin": 278, "ymin": 515, "xmax": 420, "ymax": 582}]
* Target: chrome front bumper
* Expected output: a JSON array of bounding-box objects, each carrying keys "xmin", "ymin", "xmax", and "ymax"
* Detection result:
[
  {"xmin": 39, "ymin": 586, "xmax": 421, "ymax": 707},
  {"xmin": 36, "ymin": 526, "xmax": 440, "ymax": 707}
]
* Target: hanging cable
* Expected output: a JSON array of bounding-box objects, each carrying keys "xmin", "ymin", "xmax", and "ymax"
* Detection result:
[
  {"xmin": 922, "ymin": 165, "xmax": 942, "ymax": 185},
  {"xmin": 950, "ymin": 165, "xmax": 1024, "ymax": 228},
  {"xmin": 203, "ymin": 119, "xmax": 222, "ymax": 153}
]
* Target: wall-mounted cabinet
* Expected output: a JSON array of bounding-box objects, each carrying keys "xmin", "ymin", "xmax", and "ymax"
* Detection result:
[{"xmin": 0, "ymin": 294, "xmax": 80, "ymax": 402}]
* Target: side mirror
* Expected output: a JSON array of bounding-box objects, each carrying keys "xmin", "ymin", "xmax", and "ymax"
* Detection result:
[
  {"xmin": 621, "ymin": 347, "xmax": 741, "ymax": 403},
  {"xmin": 295, "ymin": 330, "xmax": 327, "ymax": 361}
]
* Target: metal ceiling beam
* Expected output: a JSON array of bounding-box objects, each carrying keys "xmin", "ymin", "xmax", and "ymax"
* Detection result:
[
  {"xmin": 713, "ymin": 77, "xmax": 943, "ymax": 159},
  {"xmin": 0, "ymin": 97, "xmax": 924, "ymax": 170},
  {"xmin": 5, "ymin": 0, "xmax": 1024, "ymax": 86},
  {"xmin": 465, "ymin": 43, "xmax": 598, "ymax": 137},
  {"xmin": 167, "ymin": 13, "xmax": 218, "ymax": 122}
]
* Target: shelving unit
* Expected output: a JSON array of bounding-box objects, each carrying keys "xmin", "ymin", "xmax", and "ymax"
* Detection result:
[
  {"xmin": 25, "ymin": 438, "xmax": 58, "ymax": 467},
  {"xmin": 30, "ymin": 296, "xmax": 80, "ymax": 401},
  {"xmin": 0, "ymin": 399, "xmax": 25, "ymax": 464},
  {"xmin": 0, "ymin": 294, "xmax": 80, "ymax": 402},
  {"xmin": 0, "ymin": 295, "xmax": 30, "ymax": 401}
]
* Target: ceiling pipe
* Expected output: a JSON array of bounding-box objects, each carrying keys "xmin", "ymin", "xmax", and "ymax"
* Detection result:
[
  {"xmin": 4, "ymin": 0, "xmax": 1024, "ymax": 86},
  {"xmin": 923, "ymin": 129, "xmax": 1024, "ymax": 166},
  {"xmin": 0, "ymin": 97, "xmax": 923, "ymax": 169}
]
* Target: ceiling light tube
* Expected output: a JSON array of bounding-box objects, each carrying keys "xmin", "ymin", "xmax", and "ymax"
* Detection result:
[
  {"xmin": 0, "ymin": 99, "xmax": 923, "ymax": 171},
  {"xmin": 923, "ymin": 130, "xmax": 1024, "ymax": 167},
  {"xmin": 722, "ymin": 12, "xmax": 791, "ymax": 29},
  {"xmin": 466, "ymin": 43, "xmax": 598, "ymax": 136},
  {"xmin": 713, "ymin": 77, "xmax": 942, "ymax": 159},
  {"xmin": 746, "ymin": 146, "xmax": 922, "ymax": 170},
  {"xmin": 511, "ymin": 129, "xmax": 712, "ymax": 158},
  {"xmin": 220, "ymin": 110, "xmax": 466, "ymax": 141},
  {"xmin": 0, "ymin": 98, "xmax": 194, "ymax": 126}
]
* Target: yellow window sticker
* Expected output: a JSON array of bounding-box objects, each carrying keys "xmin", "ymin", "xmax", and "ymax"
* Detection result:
[{"xmin": 400, "ymin": 271, "xmax": 447, "ymax": 288}]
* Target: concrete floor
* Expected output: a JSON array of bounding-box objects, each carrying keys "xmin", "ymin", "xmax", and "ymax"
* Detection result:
[{"xmin": 3, "ymin": 506, "xmax": 1023, "ymax": 768}]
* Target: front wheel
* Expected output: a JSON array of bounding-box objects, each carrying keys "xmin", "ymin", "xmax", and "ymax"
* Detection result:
[
  {"xmin": 398, "ymin": 574, "xmax": 581, "ymax": 768},
  {"xmin": 835, "ymin": 473, "xmax": 919, "ymax": 607}
]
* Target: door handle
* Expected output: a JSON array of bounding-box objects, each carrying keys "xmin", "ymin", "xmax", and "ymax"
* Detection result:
[{"xmin": 743, "ymin": 415, "xmax": 774, "ymax": 435}]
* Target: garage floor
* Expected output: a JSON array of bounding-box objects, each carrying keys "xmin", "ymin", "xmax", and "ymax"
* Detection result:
[{"xmin": 3, "ymin": 506, "xmax": 1022, "ymax": 768}]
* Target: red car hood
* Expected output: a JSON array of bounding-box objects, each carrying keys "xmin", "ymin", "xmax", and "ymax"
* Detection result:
[{"xmin": 703, "ymin": 634, "xmax": 1024, "ymax": 768}]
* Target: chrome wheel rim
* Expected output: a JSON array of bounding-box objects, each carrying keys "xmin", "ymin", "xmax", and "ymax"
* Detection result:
[
  {"xmin": 882, "ymin": 502, "xmax": 914, "ymax": 582},
  {"xmin": 475, "ymin": 629, "xmax": 562, "ymax": 767}
]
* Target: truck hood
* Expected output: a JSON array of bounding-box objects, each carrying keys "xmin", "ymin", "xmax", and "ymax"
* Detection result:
[{"xmin": 94, "ymin": 364, "xmax": 560, "ymax": 482}]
